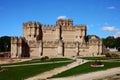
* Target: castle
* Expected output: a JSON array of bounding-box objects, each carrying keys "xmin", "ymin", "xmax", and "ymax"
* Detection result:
[{"xmin": 11, "ymin": 19, "xmax": 103, "ymax": 58}]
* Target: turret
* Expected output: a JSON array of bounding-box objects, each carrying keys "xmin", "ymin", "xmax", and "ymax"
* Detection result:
[
  {"xmin": 11, "ymin": 37, "xmax": 23, "ymax": 58},
  {"xmin": 75, "ymin": 25, "xmax": 87, "ymax": 43},
  {"xmin": 23, "ymin": 22, "xmax": 42, "ymax": 41},
  {"xmin": 56, "ymin": 19, "xmax": 73, "ymax": 27}
]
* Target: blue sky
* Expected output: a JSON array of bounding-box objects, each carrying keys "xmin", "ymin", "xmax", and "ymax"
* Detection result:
[{"xmin": 0, "ymin": 0, "xmax": 120, "ymax": 38}]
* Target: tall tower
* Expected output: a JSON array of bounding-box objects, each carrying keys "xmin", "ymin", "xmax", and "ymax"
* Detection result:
[
  {"xmin": 81, "ymin": 26, "xmax": 87, "ymax": 43},
  {"xmin": 23, "ymin": 22, "xmax": 42, "ymax": 41},
  {"xmin": 11, "ymin": 37, "xmax": 22, "ymax": 58}
]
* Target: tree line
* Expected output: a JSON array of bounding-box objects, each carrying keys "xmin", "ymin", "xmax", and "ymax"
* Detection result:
[
  {"xmin": 0, "ymin": 36, "xmax": 11, "ymax": 52},
  {"xmin": 103, "ymin": 36, "xmax": 120, "ymax": 49}
]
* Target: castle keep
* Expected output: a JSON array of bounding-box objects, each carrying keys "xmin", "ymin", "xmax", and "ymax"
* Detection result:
[{"xmin": 11, "ymin": 19, "xmax": 103, "ymax": 58}]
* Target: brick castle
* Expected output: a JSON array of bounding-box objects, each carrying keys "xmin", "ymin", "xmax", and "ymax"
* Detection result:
[{"xmin": 11, "ymin": 19, "xmax": 103, "ymax": 58}]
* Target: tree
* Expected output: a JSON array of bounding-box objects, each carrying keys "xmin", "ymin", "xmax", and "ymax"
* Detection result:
[
  {"xmin": 115, "ymin": 37, "xmax": 120, "ymax": 48},
  {"xmin": 103, "ymin": 36, "xmax": 116, "ymax": 48},
  {"xmin": 103, "ymin": 36, "xmax": 120, "ymax": 50},
  {"xmin": 0, "ymin": 36, "xmax": 11, "ymax": 52}
]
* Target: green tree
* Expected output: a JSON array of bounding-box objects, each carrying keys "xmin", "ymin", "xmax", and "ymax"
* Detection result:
[
  {"xmin": 115, "ymin": 37, "xmax": 120, "ymax": 50},
  {"xmin": 0, "ymin": 36, "xmax": 11, "ymax": 52},
  {"xmin": 103, "ymin": 36, "xmax": 116, "ymax": 48},
  {"xmin": 115, "ymin": 37, "xmax": 120, "ymax": 47}
]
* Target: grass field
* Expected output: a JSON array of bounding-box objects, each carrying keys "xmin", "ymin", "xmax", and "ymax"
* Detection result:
[
  {"xmin": 51, "ymin": 62, "xmax": 120, "ymax": 78},
  {"xmin": 0, "ymin": 58, "xmax": 72, "ymax": 66},
  {"xmin": 0, "ymin": 62, "xmax": 71, "ymax": 80},
  {"xmin": 80, "ymin": 57, "xmax": 120, "ymax": 60}
]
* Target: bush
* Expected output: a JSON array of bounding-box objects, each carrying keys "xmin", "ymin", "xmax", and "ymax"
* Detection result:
[
  {"xmin": 111, "ymin": 53, "xmax": 119, "ymax": 58},
  {"xmin": 105, "ymin": 53, "xmax": 111, "ymax": 57},
  {"xmin": 40, "ymin": 56, "xmax": 49, "ymax": 61},
  {"xmin": 105, "ymin": 52, "xmax": 119, "ymax": 58},
  {"xmin": 93, "ymin": 60, "xmax": 102, "ymax": 65}
]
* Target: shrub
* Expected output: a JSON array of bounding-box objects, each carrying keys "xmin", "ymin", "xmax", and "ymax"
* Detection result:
[
  {"xmin": 93, "ymin": 60, "xmax": 102, "ymax": 65},
  {"xmin": 111, "ymin": 53, "xmax": 119, "ymax": 58},
  {"xmin": 105, "ymin": 52, "xmax": 119, "ymax": 58},
  {"xmin": 105, "ymin": 53, "xmax": 111, "ymax": 57},
  {"xmin": 40, "ymin": 56, "xmax": 49, "ymax": 61}
]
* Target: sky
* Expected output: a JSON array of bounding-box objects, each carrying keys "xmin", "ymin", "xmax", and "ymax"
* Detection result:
[{"xmin": 0, "ymin": 0, "xmax": 120, "ymax": 38}]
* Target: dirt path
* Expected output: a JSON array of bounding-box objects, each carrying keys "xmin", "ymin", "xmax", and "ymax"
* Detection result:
[
  {"xmin": 50, "ymin": 67, "xmax": 120, "ymax": 80},
  {"xmin": 25, "ymin": 59, "xmax": 87, "ymax": 80}
]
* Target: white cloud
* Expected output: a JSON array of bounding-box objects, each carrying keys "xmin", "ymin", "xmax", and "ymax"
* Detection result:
[
  {"xmin": 57, "ymin": 16, "xmax": 67, "ymax": 20},
  {"xmin": 114, "ymin": 31, "xmax": 120, "ymax": 38},
  {"xmin": 102, "ymin": 26, "xmax": 116, "ymax": 31},
  {"xmin": 107, "ymin": 6, "xmax": 116, "ymax": 9}
]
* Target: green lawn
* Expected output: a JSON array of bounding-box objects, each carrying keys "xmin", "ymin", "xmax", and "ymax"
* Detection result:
[
  {"xmin": 0, "ymin": 62, "xmax": 71, "ymax": 80},
  {"xmin": 0, "ymin": 58, "xmax": 72, "ymax": 66},
  {"xmin": 51, "ymin": 62, "xmax": 120, "ymax": 78},
  {"xmin": 80, "ymin": 57, "xmax": 120, "ymax": 60}
]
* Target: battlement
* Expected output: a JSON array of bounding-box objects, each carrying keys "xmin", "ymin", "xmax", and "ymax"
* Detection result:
[
  {"xmin": 42, "ymin": 25, "xmax": 55, "ymax": 30},
  {"xmin": 88, "ymin": 35, "xmax": 103, "ymax": 46},
  {"xmin": 11, "ymin": 37, "xmax": 23, "ymax": 44},
  {"xmin": 56, "ymin": 19, "xmax": 73, "ymax": 26},
  {"xmin": 23, "ymin": 20, "xmax": 87, "ymax": 31},
  {"xmin": 23, "ymin": 21, "xmax": 41, "ymax": 28},
  {"xmin": 74, "ymin": 25, "xmax": 87, "ymax": 30}
]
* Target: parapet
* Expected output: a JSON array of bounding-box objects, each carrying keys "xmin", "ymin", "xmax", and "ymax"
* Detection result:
[
  {"xmin": 23, "ymin": 21, "xmax": 41, "ymax": 28},
  {"xmin": 56, "ymin": 19, "xmax": 73, "ymax": 26},
  {"xmin": 11, "ymin": 37, "xmax": 23, "ymax": 44},
  {"xmin": 11, "ymin": 37, "xmax": 18, "ymax": 43},
  {"xmin": 74, "ymin": 25, "xmax": 87, "ymax": 30},
  {"xmin": 42, "ymin": 24, "xmax": 55, "ymax": 30}
]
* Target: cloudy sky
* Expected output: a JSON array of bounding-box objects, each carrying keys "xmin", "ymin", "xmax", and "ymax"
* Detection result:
[{"xmin": 0, "ymin": 0, "xmax": 120, "ymax": 38}]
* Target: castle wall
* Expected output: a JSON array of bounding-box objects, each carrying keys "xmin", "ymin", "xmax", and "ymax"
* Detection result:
[
  {"xmin": 42, "ymin": 29, "xmax": 57, "ymax": 41},
  {"xmin": 64, "ymin": 48, "xmax": 76, "ymax": 56},
  {"xmin": 79, "ymin": 47, "xmax": 89, "ymax": 56},
  {"xmin": 89, "ymin": 45, "xmax": 99, "ymax": 56},
  {"xmin": 42, "ymin": 41, "xmax": 59, "ymax": 57},
  {"xmin": 99, "ymin": 40, "xmax": 103, "ymax": 54},
  {"xmin": 88, "ymin": 38, "xmax": 103, "ymax": 56},
  {"xmin": 99, "ymin": 45, "xmax": 103, "ymax": 54},
  {"xmin": 11, "ymin": 37, "xmax": 23, "ymax": 58},
  {"xmin": 43, "ymin": 48, "xmax": 57, "ymax": 57},
  {"xmin": 11, "ymin": 19, "xmax": 103, "ymax": 58},
  {"xmin": 62, "ymin": 30, "xmax": 76, "ymax": 41},
  {"xmin": 30, "ymin": 48, "xmax": 40, "ymax": 57},
  {"xmin": 28, "ymin": 41, "xmax": 41, "ymax": 58},
  {"xmin": 11, "ymin": 42, "xmax": 17, "ymax": 58}
]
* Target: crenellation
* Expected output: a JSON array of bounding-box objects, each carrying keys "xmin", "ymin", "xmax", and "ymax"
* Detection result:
[
  {"xmin": 11, "ymin": 37, "xmax": 18, "ymax": 44},
  {"xmin": 42, "ymin": 25, "xmax": 55, "ymax": 29}
]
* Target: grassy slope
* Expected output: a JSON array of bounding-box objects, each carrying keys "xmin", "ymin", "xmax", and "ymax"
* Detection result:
[
  {"xmin": 0, "ymin": 62, "xmax": 71, "ymax": 80},
  {"xmin": 51, "ymin": 62, "xmax": 120, "ymax": 78}
]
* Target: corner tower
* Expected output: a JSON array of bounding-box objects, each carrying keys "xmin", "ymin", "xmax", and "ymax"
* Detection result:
[{"xmin": 23, "ymin": 22, "xmax": 42, "ymax": 41}]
